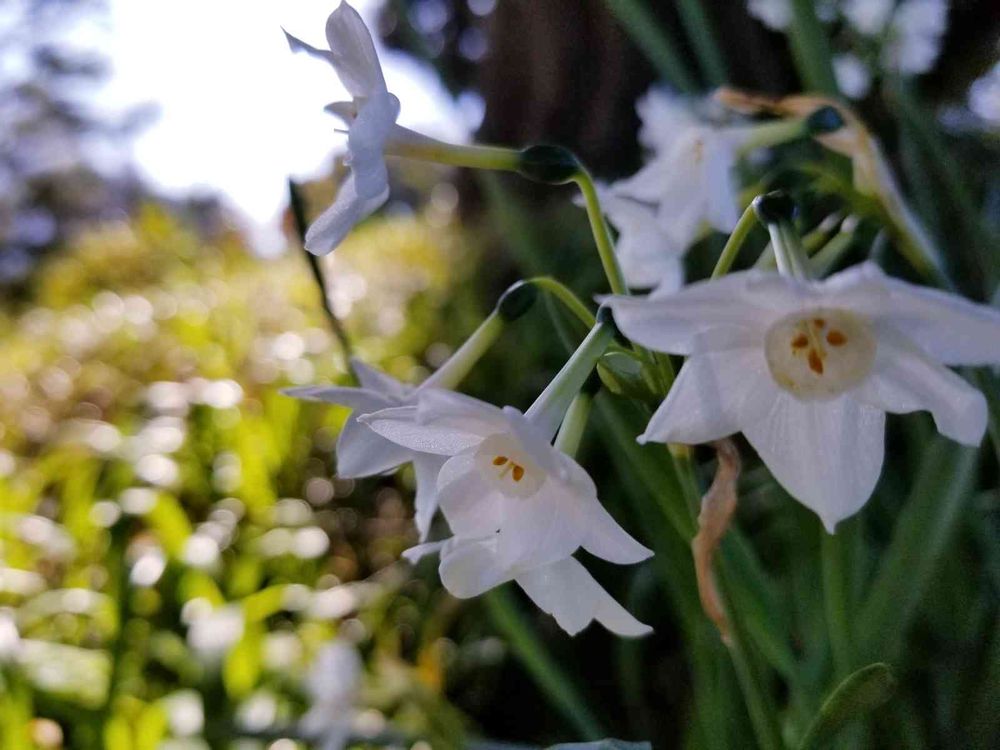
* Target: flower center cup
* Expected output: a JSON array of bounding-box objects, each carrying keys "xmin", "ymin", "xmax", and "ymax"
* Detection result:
[
  {"xmin": 474, "ymin": 434, "xmax": 545, "ymax": 499},
  {"xmin": 764, "ymin": 308, "xmax": 877, "ymax": 400}
]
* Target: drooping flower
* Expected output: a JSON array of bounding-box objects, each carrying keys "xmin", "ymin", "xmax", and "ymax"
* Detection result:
[
  {"xmin": 285, "ymin": 2, "xmax": 400, "ymax": 255},
  {"xmin": 285, "ymin": 358, "xmax": 445, "ymax": 540},
  {"xmin": 361, "ymin": 388, "xmax": 653, "ymax": 572},
  {"xmin": 604, "ymin": 262, "xmax": 1000, "ymax": 531},
  {"xmin": 300, "ymin": 640, "xmax": 362, "ymax": 750},
  {"xmin": 405, "ymin": 537, "xmax": 652, "ymax": 637},
  {"xmin": 611, "ymin": 90, "xmax": 751, "ymax": 253}
]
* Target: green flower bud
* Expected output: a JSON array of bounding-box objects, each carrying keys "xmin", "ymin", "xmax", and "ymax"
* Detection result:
[
  {"xmin": 752, "ymin": 191, "xmax": 798, "ymax": 226},
  {"xmin": 517, "ymin": 145, "xmax": 581, "ymax": 185}
]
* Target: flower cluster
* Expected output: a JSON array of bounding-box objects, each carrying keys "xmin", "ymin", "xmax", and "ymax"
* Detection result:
[{"xmin": 286, "ymin": 2, "xmax": 1000, "ymax": 643}]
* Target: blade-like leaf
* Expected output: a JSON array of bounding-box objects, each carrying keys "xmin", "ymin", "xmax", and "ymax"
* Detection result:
[{"xmin": 798, "ymin": 663, "xmax": 897, "ymax": 750}]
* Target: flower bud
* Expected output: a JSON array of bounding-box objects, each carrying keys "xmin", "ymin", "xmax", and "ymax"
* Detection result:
[
  {"xmin": 517, "ymin": 145, "xmax": 581, "ymax": 185},
  {"xmin": 752, "ymin": 191, "xmax": 798, "ymax": 226},
  {"xmin": 496, "ymin": 280, "xmax": 538, "ymax": 322}
]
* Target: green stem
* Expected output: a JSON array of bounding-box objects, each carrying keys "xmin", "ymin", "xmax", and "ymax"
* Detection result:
[
  {"xmin": 484, "ymin": 588, "xmax": 605, "ymax": 740},
  {"xmin": 526, "ymin": 320, "xmax": 614, "ymax": 438},
  {"xmin": 676, "ymin": 0, "xmax": 727, "ymax": 86},
  {"xmin": 767, "ymin": 221, "xmax": 811, "ymax": 279},
  {"xmin": 423, "ymin": 312, "xmax": 504, "ymax": 389},
  {"xmin": 712, "ymin": 203, "xmax": 759, "ymax": 278},
  {"xmin": 572, "ymin": 171, "xmax": 630, "ymax": 295},
  {"xmin": 386, "ymin": 134, "xmax": 520, "ymax": 171},
  {"xmin": 554, "ymin": 391, "xmax": 593, "ymax": 457},
  {"xmin": 740, "ymin": 118, "xmax": 809, "ymax": 154},
  {"xmin": 527, "ymin": 277, "xmax": 597, "ymax": 328},
  {"xmin": 603, "ymin": 0, "xmax": 699, "ymax": 93},
  {"xmin": 809, "ymin": 231, "xmax": 855, "ymax": 277},
  {"xmin": 821, "ymin": 528, "xmax": 853, "ymax": 678},
  {"xmin": 787, "ymin": 0, "xmax": 839, "ymax": 96}
]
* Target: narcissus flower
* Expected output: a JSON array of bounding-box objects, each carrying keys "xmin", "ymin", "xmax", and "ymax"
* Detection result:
[
  {"xmin": 405, "ymin": 537, "xmax": 652, "ymax": 637},
  {"xmin": 605, "ymin": 262, "xmax": 1000, "ymax": 531},
  {"xmin": 285, "ymin": 2, "xmax": 399, "ymax": 255},
  {"xmin": 361, "ymin": 389, "xmax": 652, "ymax": 571},
  {"xmin": 285, "ymin": 359, "xmax": 444, "ymax": 540},
  {"xmin": 611, "ymin": 90, "xmax": 751, "ymax": 252}
]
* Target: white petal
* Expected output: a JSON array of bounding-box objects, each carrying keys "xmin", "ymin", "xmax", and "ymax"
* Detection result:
[
  {"xmin": 350, "ymin": 358, "xmax": 410, "ymax": 400},
  {"xmin": 361, "ymin": 406, "xmax": 484, "ymax": 455},
  {"xmin": 347, "ymin": 93, "xmax": 399, "ymax": 201},
  {"xmin": 495, "ymin": 478, "xmax": 580, "ymax": 570},
  {"xmin": 855, "ymin": 328, "xmax": 987, "ymax": 446},
  {"xmin": 546, "ymin": 459, "xmax": 652, "ymax": 564},
  {"xmin": 702, "ymin": 136, "xmax": 741, "ymax": 234},
  {"xmin": 412, "ymin": 454, "xmax": 446, "ymax": 541},
  {"xmin": 401, "ymin": 541, "xmax": 443, "ymax": 565},
  {"xmin": 502, "ymin": 407, "xmax": 559, "ymax": 474},
  {"xmin": 415, "ymin": 389, "xmax": 509, "ymax": 436},
  {"xmin": 324, "ymin": 2, "xmax": 386, "ymax": 98},
  {"xmin": 743, "ymin": 393, "xmax": 886, "ymax": 532},
  {"xmin": 602, "ymin": 271, "xmax": 778, "ymax": 355},
  {"xmin": 335, "ymin": 415, "xmax": 411, "ymax": 477},
  {"xmin": 877, "ymin": 274, "xmax": 1000, "ymax": 365},
  {"xmin": 640, "ymin": 348, "xmax": 776, "ymax": 444},
  {"xmin": 436, "ymin": 453, "xmax": 504, "ymax": 537},
  {"xmin": 284, "ymin": 30, "xmax": 337, "ymax": 67},
  {"xmin": 282, "ymin": 385, "xmax": 392, "ymax": 412},
  {"xmin": 438, "ymin": 538, "xmax": 512, "ymax": 598},
  {"xmin": 516, "ymin": 557, "xmax": 652, "ymax": 637},
  {"xmin": 304, "ymin": 172, "xmax": 388, "ymax": 256}
]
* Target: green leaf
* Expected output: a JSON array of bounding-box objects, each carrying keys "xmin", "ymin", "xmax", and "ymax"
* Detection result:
[
  {"xmin": 223, "ymin": 624, "xmax": 263, "ymax": 699},
  {"xmin": 547, "ymin": 742, "xmax": 651, "ymax": 750},
  {"xmin": 856, "ymin": 440, "xmax": 979, "ymax": 662},
  {"xmin": 798, "ymin": 664, "xmax": 896, "ymax": 750}
]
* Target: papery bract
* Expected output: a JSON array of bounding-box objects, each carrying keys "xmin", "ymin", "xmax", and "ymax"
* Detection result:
[{"xmin": 604, "ymin": 262, "xmax": 1000, "ymax": 531}]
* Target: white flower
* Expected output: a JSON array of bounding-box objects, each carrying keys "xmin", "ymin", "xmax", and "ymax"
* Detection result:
[
  {"xmin": 405, "ymin": 537, "xmax": 652, "ymax": 637},
  {"xmin": 361, "ymin": 388, "xmax": 652, "ymax": 572},
  {"xmin": 833, "ymin": 54, "xmax": 872, "ymax": 100},
  {"xmin": 842, "ymin": 0, "xmax": 894, "ymax": 35},
  {"xmin": 591, "ymin": 184, "xmax": 685, "ymax": 291},
  {"xmin": 883, "ymin": 0, "xmax": 949, "ymax": 75},
  {"xmin": 285, "ymin": 2, "xmax": 400, "ymax": 255},
  {"xmin": 747, "ymin": 0, "xmax": 792, "ymax": 31},
  {"xmin": 604, "ymin": 262, "xmax": 1000, "ymax": 531},
  {"xmin": 285, "ymin": 358, "xmax": 445, "ymax": 540},
  {"xmin": 301, "ymin": 640, "xmax": 362, "ymax": 750},
  {"xmin": 613, "ymin": 90, "xmax": 750, "ymax": 253},
  {"xmin": 186, "ymin": 604, "xmax": 244, "ymax": 660}
]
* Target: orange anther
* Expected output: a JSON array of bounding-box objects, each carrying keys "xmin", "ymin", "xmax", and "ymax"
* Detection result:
[
  {"xmin": 792, "ymin": 334, "xmax": 809, "ymax": 349},
  {"xmin": 826, "ymin": 330, "xmax": 847, "ymax": 346},
  {"xmin": 492, "ymin": 456, "xmax": 508, "ymax": 466},
  {"xmin": 512, "ymin": 465, "xmax": 524, "ymax": 482},
  {"xmin": 808, "ymin": 350, "xmax": 824, "ymax": 375}
]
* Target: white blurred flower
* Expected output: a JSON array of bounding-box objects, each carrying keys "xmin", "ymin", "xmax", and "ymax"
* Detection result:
[
  {"xmin": 884, "ymin": 0, "xmax": 949, "ymax": 75},
  {"xmin": 285, "ymin": 358, "xmax": 445, "ymax": 540},
  {"xmin": 285, "ymin": 2, "xmax": 400, "ymax": 255},
  {"xmin": 613, "ymin": 90, "xmax": 750, "ymax": 253},
  {"xmin": 163, "ymin": 690, "xmax": 204, "ymax": 738},
  {"xmin": 0, "ymin": 609, "xmax": 20, "ymax": 663},
  {"xmin": 300, "ymin": 641, "xmax": 362, "ymax": 750},
  {"xmin": 970, "ymin": 62, "xmax": 1000, "ymax": 125},
  {"xmin": 186, "ymin": 604, "xmax": 244, "ymax": 661},
  {"xmin": 833, "ymin": 54, "xmax": 872, "ymax": 100},
  {"xmin": 747, "ymin": 0, "xmax": 791, "ymax": 30},
  {"xmin": 842, "ymin": 0, "xmax": 894, "ymax": 35},
  {"xmin": 605, "ymin": 262, "xmax": 1000, "ymax": 532}
]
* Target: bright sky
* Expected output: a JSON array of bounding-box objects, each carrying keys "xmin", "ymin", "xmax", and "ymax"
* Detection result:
[{"xmin": 99, "ymin": 0, "xmax": 473, "ymax": 253}]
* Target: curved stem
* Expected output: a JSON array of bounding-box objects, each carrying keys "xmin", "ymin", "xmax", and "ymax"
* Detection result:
[
  {"xmin": 712, "ymin": 203, "xmax": 759, "ymax": 279},
  {"xmin": 572, "ymin": 170, "xmax": 629, "ymax": 296},
  {"xmin": 527, "ymin": 276, "xmax": 597, "ymax": 328}
]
